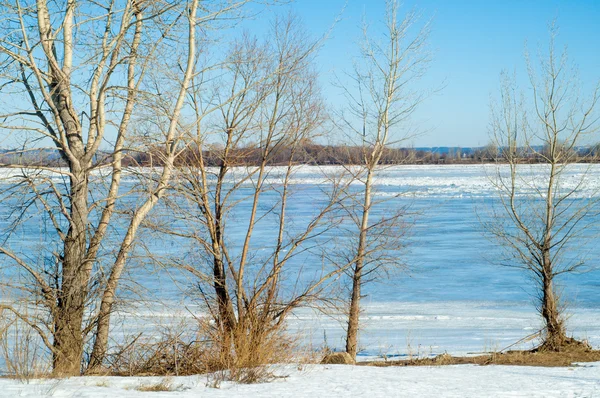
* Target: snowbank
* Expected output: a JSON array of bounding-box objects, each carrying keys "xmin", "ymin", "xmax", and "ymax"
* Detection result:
[{"xmin": 1, "ymin": 363, "xmax": 599, "ymax": 397}]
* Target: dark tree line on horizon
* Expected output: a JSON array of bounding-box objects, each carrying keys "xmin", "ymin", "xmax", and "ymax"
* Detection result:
[{"xmin": 2, "ymin": 141, "xmax": 599, "ymax": 168}]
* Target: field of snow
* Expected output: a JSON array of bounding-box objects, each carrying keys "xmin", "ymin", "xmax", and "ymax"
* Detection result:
[{"xmin": 1, "ymin": 363, "xmax": 599, "ymax": 397}]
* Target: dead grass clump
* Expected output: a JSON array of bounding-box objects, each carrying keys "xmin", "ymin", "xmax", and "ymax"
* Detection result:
[
  {"xmin": 102, "ymin": 328, "xmax": 209, "ymax": 377},
  {"xmin": 135, "ymin": 378, "xmax": 176, "ymax": 392},
  {"xmin": 204, "ymin": 319, "xmax": 296, "ymax": 384},
  {"xmin": 92, "ymin": 380, "xmax": 110, "ymax": 387},
  {"xmin": 320, "ymin": 352, "xmax": 355, "ymax": 365},
  {"xmin": 102, "ymin": 319, "xmax": 295, "ymax": 383},
  {"xmin": 534, "ymin": 336, "xmax": 592, "ymax": 354},
  {"xmin": 483, "ymin": 348, "xmax": 600, "ymax": 367},
  {"xmin": 432, "ymin": 352, "xmax": 452, "ymax": 365},
  {"xmin": 362, "ymin": 347, "xmax": 600, "ymax": 368}
]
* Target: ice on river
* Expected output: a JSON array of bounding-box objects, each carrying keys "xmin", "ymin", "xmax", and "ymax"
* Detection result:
[{"xmin": 2, "ymin": 164, "xmax": 600, "ymax": 357}]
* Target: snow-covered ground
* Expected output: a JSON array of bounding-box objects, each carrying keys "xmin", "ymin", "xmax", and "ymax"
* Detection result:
[{"xmin": 1, "ymin": 363, "xmax": 599, "ymax": 397}]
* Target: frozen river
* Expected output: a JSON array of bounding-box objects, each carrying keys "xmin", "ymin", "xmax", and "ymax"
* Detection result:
[
  {"xmin": 127, "ymin": 164, "xmax": 600, "ymax": 357},
  {"xmin": 2, "ymin": 164, "xmax": 600, "ymax": 358}
]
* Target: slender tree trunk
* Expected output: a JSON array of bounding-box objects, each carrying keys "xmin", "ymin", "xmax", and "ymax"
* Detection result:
[
  {"xmin": 346, "ymin": 168, "xmax": 373, "ymax": 359},
  {"xmin": 87, "ymin": 0, "xmax": 199, "ymax": 371},
  {"xmin": 213, "ymin": 250, "xmax": 236, "ymax": 332},
  {"xmin": 213, "ymin": 164, "xmax": 237, "ymax": 336},
  {"xmin": 211, "ymin": 237, "xmax": 237, "ymax": 363},
  {"xmin": 346, "ymin": 265, "xmax": 362, "ymax": 359},
  {"xmin": 540, "ymin": 161, "xmax": 565, "ymax": 349}
]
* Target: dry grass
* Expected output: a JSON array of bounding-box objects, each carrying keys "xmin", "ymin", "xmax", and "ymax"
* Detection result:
[
  {"xmin": 92, "ymin": 380, "xmax": 110, "ymax": 387},
  {"xmin": 102, "ymin": 319, "xmax": 295, "ymax": 384},
  {"xmin": 103, "ymin": 327, "xmax": 210, "ymax": 377},
  {"xmin": 363, "ymin": 343, "xmax": 600, "ymax": 368},
  {"xmin": 202, "ymin": 320, "xmax": 296, "ymax": 384},
  {"xmin": 135, "ymin": 378, "xmax": 176, "ymax": 392}
]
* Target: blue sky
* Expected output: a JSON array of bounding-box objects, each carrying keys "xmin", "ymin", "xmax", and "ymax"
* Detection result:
[{"xmin": 255, "ymin": 0, "xmax": 600, "ymax": 147}]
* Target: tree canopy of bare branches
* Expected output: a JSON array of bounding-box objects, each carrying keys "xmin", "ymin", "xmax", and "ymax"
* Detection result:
[
  {"xmin": 0, "ymin": 0, "xmax": 264, "ymax": 376},
  {"xmin": 153, "ymin": 14, "xmax": 360, "ymax": 369},
  {"xmin": 485, "ymin": 25, "xmax": 600, "ymax": 350}
]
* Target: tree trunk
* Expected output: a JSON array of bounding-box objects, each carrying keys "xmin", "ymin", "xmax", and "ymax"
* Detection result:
[
  {"xmin": 53, "ymin": 169, "xmax": 89, "ymax": 376},
  {"xmin": 345, "ymin": 265, "xmax": 362, "ymax": 359},
  {"xmin": 213, "ymin": 253, "xmax": 236, "ymax": 333},
  {"xmin": 541, "ymin": 267, "xmax": 565, "ymax": 350},
  {"xmin": 346, "ymin": 168, "xmax": 373, "ymax": 360},
  {"xmin": 211, "ymin": 161, "xmax": 237, "ymax": 350},
  {"xmin": 87, "ymin": 1, "xmax": 199, "ymax": 371}
]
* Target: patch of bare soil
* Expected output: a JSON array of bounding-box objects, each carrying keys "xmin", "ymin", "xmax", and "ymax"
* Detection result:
[{"xmin": 361, "ymin": 343, "xmax": 600, "ymax": 367}]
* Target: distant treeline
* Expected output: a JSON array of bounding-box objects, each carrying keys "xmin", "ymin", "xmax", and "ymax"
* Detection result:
[{"xmin": 2, "ymin": 143, "xmax": 600, "ymax": 167}]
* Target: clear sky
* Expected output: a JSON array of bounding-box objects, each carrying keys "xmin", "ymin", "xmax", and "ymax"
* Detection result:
[{"xmin": 255, "ymin": 0, "xmax": 600, "ymax": 147}]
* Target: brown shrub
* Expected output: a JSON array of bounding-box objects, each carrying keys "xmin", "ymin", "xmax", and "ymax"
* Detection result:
[
  {"xmin": 321, "ymin": 352, "xmax": 355, "ymax": 365},
  {"xmin": 102, "ymin": 318, "xmax": 295, "ymax": 383},
  {"xmin": 204, "ymin": 317, "xmax": 296, "ymax": 384}
]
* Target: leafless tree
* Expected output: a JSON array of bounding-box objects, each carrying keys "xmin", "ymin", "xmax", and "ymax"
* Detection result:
[
  {"xmin": 0, "ymin": 0, "xmax": 262, "ymax": 376},
  {"xmin": 485, "ymin": 26, "xmax": 600, "ymax": 350},
  {"xmin": 157, "ymin": 15, "xmax": 356, "ymax": 369},
  {"xmin": 338, "ymin": 0, "xmax": 431, "ymax": 360}
]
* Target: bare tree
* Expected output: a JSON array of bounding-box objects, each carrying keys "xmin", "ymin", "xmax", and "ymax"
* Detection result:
[
  {"xmin": 157, "ymin": 15, "xmax": 356, "ymax": 370},
  {"xmin": 337, "ymin": 0, "xmax": 431, "ymax": 360},
  {"xmin": 485, "ymin": 26, "xmax": 600, "ymax": 350},
  {"xmin": 0, "ymin": 0, "xmax": 261, "ymax": 376}
]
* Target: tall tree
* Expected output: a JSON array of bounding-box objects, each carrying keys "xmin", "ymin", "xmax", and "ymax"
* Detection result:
[
  {"xmin": 162, "ymin": 15, "xmax": 354, "ymax": 370},
  {"xmin": 0, "ymin": 0, "xmax": 258, "ymax": 375},
  {"xmin": 339, "ymin": 0, "xmax": 431, "ymax": 360},
  {"xmin": 486, "ymin": 26, "xmax": 600, "ymax": 350}
]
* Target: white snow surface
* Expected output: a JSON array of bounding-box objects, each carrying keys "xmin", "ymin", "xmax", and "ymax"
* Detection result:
[
  {"xmin": 3, "ymin": 163, "xmax": 600, "ymax": 198},
  {"xmin": 1, "ymin": 363, "xmax": 599, "ymax": 397}
]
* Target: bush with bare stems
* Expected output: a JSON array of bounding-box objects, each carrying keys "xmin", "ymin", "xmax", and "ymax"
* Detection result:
[{"xmin": 152, "ymin": 14, "xmax": 357, "ymax": 375}]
